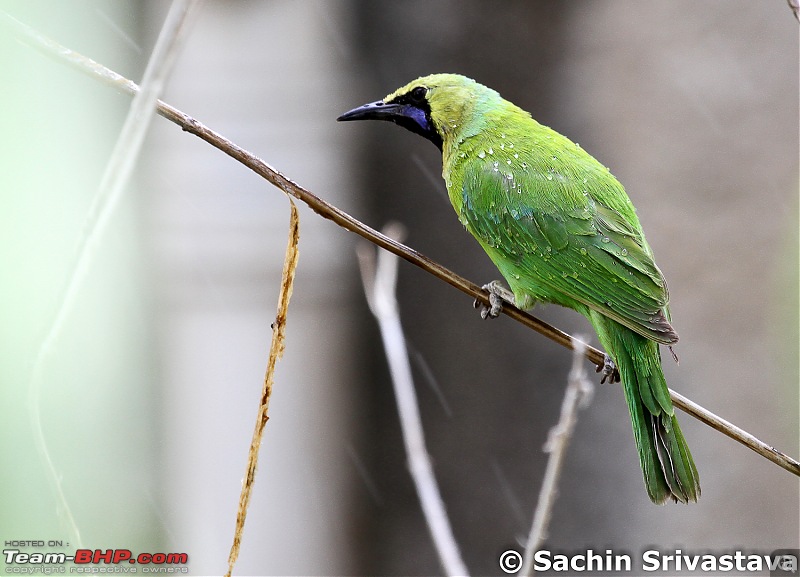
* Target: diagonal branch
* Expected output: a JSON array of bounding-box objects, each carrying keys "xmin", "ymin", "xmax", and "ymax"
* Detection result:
[
  {"xmin": 521, "ymin": 336, "xmax": 593, "ymax": 576},
  {"xmin": 4, "ymin": 11, "xmax": 798, "ymax": 479},
  {"xmin": 358, "ymin": 223, "xmax": 469, "ymax": 577}
]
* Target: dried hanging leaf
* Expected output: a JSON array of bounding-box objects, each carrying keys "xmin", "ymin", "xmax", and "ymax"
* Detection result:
[{"xmin": 226, "ymin": 200, "xmax": 299, "ymax": 577}]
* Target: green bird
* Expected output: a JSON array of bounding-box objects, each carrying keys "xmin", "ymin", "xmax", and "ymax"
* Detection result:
[{"xmin": 338, "ymin": 73, "xmax": 699, "ymax": 504}]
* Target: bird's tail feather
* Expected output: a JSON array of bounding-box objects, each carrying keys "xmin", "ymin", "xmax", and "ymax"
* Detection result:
[{"xmin": 595, "ymin": 315, "xmax": 700, "ymax": 504}]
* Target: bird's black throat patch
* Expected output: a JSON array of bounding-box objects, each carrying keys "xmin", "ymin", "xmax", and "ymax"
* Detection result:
[{"xmin": 385, "ymin": 93, "xmax": 443, "ymax": 151}]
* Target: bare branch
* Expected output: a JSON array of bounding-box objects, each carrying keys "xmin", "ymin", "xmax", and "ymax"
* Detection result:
[
  {"xmin": 357, "ymin": 225, "xmax": 469, "ymax": 577},
  {"xmin": 4, "ymin": 13, "xmax": 798, "ymax": 479},
  {"xmin": 669, "ymin": 390, "xmax": 799, "ymax": 477},
  {"xmin": 521, "ymin": 337, "xmax": 593, "ymax": 576}
]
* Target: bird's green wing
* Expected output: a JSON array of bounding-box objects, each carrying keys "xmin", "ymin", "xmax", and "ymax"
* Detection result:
[{"xmin": 459, "ymin": 162, "xmax": 677, "ymax": 344}]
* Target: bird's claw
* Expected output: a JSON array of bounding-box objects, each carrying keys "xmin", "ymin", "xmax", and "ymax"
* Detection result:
[
  {"xmin": 596, "ymin": 354, "xmax": 620, "ymax": 384},
  {"xmin": 473, "ymin": 281, "xmax": 513, "ymax": 319},
  {"xmin": 474, "ymin": 291, "xmax": 504, "ymax": 319}
]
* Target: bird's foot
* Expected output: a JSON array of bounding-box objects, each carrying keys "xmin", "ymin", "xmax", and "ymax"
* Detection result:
[
  {"xmin": 596, "ymin": 354, "xmax": 620, "ymax": 384},
  {"xmin": 473, "ymin": 281, "xmax": 514, "ymax": 319}
]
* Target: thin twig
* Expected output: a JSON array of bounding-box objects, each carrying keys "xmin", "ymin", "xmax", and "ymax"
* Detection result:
[
  {"xmin": 17, "ymin": 0, "xmax": 196, "ymax": 549},
  {"xmin": 521, "ymin": 337, "xmax": 593, "ymax": 576},
  {"xmin": 357, "ymin": 223, "xmax": 469, "ymax": 577},
  {"xmin": 226, "ymin": 201, "xmax": 300, "ymax": 577},
  {"xmin": 4, "ymin": 13, "xmax": 798, "ymax": 479}
]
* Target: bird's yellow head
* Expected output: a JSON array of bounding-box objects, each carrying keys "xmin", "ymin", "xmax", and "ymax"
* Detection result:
[{"xmin": 337, "ymin": 73, "xmax": 500, "ymax": 151}]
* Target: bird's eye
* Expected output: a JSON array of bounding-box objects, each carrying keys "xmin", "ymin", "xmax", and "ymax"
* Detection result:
[{"xmin": 409, "ymin": 86, "xmax": 427, "ymax": 103}]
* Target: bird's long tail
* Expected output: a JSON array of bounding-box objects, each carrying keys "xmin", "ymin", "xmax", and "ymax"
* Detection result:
[{"xmin": 592, "ymin": 315, "xmax": 700, "ymax": 504}]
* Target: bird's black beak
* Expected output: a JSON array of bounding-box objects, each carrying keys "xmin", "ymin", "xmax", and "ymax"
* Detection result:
[
  {"xmin": 337, "ymin": 100, "xmax": 403, "ymax": 122},
  {"xmin": 337, "ymin": 99, "xmax": 443, "ymax": 150}
]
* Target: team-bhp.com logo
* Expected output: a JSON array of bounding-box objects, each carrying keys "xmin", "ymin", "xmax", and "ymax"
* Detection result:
[{"xmin": 4, "ymin": 548, "xmax": 189, "ymax": 572}]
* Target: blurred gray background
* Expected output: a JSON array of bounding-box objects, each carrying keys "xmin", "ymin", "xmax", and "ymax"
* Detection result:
[{"xmin": 1, "ymin": 1, "xmax": 797, "ymax": 575}]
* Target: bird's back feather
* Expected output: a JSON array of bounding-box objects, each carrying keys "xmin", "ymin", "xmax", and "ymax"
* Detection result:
[{"xmin": 454, "ymin": 155, "xmax": 677, "ymax": 344}]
